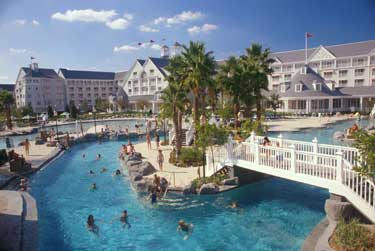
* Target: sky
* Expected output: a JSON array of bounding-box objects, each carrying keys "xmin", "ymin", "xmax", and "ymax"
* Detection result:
[{"xmin": 0, "ymin": 0, "xmax": 374, "ymax": 84}]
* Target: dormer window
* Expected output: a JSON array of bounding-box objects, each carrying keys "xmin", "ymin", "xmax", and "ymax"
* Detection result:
[
  {"xmin": 295, "ymin": 83, "xmax": 302, "ymax": 92},
  {"xmin": 313, "ymin": 83, "xmax": 322, "ymax": 91},
  {"xmin": 300, "ymin": 65, "xmax": 307, "ymax": 74}
]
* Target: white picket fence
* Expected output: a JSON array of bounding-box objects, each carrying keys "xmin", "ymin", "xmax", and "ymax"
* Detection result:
[{"xmin": 206, "ymin": 133, "xmax": 375, "ymax": 223}]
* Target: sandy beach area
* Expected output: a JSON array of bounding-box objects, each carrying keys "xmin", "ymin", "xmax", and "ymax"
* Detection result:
[
  {"xmin": 265, "ymin": 114, "xmax": 353, "ymax": 132},
  {"xmin": 133, "ymin": 142, "xmax": 200, "ymax": 188}
]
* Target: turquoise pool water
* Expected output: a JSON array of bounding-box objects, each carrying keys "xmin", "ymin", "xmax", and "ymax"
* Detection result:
[
  {"xmin": 269, "ymin": 119, "xmax": 369, "ymax": 145},
  {"xmin": 30, "ymin": 140, "xmax": 328, "ymax": 251}
]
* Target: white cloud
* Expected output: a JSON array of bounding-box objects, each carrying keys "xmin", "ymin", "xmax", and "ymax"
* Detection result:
[
  {"xmin": 14, "ymin": 19, "xmax": 27, "ymax": 25},
  {"xmin": 105, "ymin": 18, "xmax": 130, "ymax": 30},
  {"xmin": 188, "ymin": 23, "xmax": 218, "ymax": 35},
  {"xmin": 113, "ymin": 45, "xmax": 139, "ymax": 52},
  {"xmin": 139, "ymin": 25, "xmax": 159, "ymax": 33},
  {"xmin": 123, "ymin": 13, "xmax": 133, "ymax": 20},
  {"xmin": 152, "ymin": 11, "xmax": 203, "ymax": 26},
  {"xmin": 113, "ymin": 42, "xmax": 162, "ymax": 53},
  {"xmin": 31, "ymin": 20, "xmax": 40, "ymax": 26},
  {"xmin": 51, "ymin": 9, "xmax": 132, "ymax": 30},
  {"xmin": 9, "ymin": 48, "xmax": 27, "ymax": 54}
]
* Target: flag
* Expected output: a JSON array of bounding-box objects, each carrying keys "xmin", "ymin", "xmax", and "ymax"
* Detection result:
[
  {"xmin": 137, "ymin": 42, "xmax": 142, "ymax": 46},
  {"xmin": 150, "ymin": 40, "xmax": 154, "ymax": 43},
  {"xmin": 30, "ymin": 56, "xmax": 35, "ymax": 60},
  {"xmin": 306, "ymin": 32, "xmax": 313, "ymax": 38}
]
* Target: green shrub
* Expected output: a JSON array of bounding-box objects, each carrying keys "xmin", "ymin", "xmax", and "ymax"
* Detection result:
[
  {"xmin": 334, "ymin": 218, "xmax": 373, "ymax": 250},
  {"xmin": 178, "ymin": 147, "xmax": 204, "ymax": 167}
]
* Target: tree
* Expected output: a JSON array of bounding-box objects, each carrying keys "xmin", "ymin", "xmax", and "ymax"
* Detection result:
[
  {"xmin": 65, "ymin": 104, "xmax": 70, "ymax": 113},
  {"xmin": 69, "ymin": 102, "xmax": 78, "ymax": 119},
  {"xmin": 81, "ymin": 99, "xmax": 90, "ymax": 113},
  {"xmin": 0, "ymin": 91, "xmax": 15, "ymax": 129},
  {"xmin": 135, "ymin": 99, "xmax": 150, "ymax": 112},
  {"xmin": 353, "ymin": 130, "xmax": 375, "ymax": 177},
  {"xmin": 95, "ymin": 98, "xmax": 110, "ymax": 112},
  {"xmin": 241, "ymin": 44, "xmax": 274, "ymax": 121},
  {"xmin": 181, "ymin": 41, "xmax": 216, "ymax": 127},
  {"xmin": 161, "ymin": 55, "xmax": 189, "ymax": 156},
  {"xmin": 268, "ymin": 93, "xmax": 281, "ymax": 113},
  {"xmin": 195, "ymin": 124, "xmax": 228, "ymax": 178},
  {"xmin": 47, "ymin": 105, "xmax": 54, "ymax": 118}
]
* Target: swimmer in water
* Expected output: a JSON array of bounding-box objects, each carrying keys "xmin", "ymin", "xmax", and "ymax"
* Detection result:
[
  {"xmin": 100, "ymin": 167, "xmax": 107, "ymax": 173},
  {"xmin": 87, "ymin": 215, "xmax": 99, "ymax": 234},
  {"xmin": 113, "ymin": 169, "xmax": 122, "ymax": 176},
  {"xmin": 177, "ymin": 219, "xmax": 194, "ymax": 240},
  {"xmin": 96, "ymin": 154, "xmax": 101, "ymax": 160},
  {"xmin": 89, "ymin": 170, "xmax": 95, "ymax": 175},
  {"xmin": 230, "ymin": 201, "xmax": 239, "ymax": 209},
  {"xmin": 90, "ymin": 183, "xmax": 97, "ymax": 191},
  {"xmin": 82, "ymin": 153, "xmax": 86, "ymax": 159},
  {"xmin": 120, "ymin": 210, "xmax": 131, "ymax": 229}
]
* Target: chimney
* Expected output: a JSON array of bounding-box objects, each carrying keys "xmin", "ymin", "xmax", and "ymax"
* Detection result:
[
  {"xmin": 30, "ymin": 62, "xmax": 39, "ymax": 72},
  {"xmin": 161, "ymin": 45, "xmax": 169, "ymax": 58},
  {"xmin": 171, "ymin": 42, "xmax": 182, "ymax": 57}
]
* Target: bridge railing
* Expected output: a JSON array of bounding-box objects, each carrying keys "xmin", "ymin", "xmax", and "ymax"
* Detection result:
[{"xmin": 250, "ymin": 133, "xmax": 359, "ymax": 166}]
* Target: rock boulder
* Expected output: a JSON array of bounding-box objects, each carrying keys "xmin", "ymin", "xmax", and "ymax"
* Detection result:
[
  {"xmin": 222, "ymin": 177, "xmax": 239, "ymax": 186},
  {"xmin": 199, "ymin": 183, "xmax": 219, "ymax": 195}
]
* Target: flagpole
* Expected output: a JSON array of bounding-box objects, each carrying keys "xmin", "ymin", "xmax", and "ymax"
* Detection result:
[{"xmin": 305, "ymin": 33, "xmax": 307, "ymax": 65}]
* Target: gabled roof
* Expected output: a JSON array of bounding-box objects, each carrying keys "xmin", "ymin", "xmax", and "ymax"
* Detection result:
[
  {"xmin": 269, "ymin": 40, "xmax": 375, "ymax": 63},
  {"xmin": 136, "ymin": 59, "xmax": 146, "ymax": 66},
  {"xmin": 149, "ymin": 57, "xmax": 170, "ymax": 77},
  {"xmin": 0, "ymin": 84, "xmax": 15, "ymax": 92},
  {"xmin": 278, "ymin": 66, "xmax": 334, "ymax": 98},
  {"xmin": 115, "ymin": 71, "xmax": 128, "ymax": 80},
  {"xmin": 21, "ymin": 67, "xmax": 60, "ymax": 79},
  {"xmin": 59, "ymin": 69, "xmax": 115, "ymax": 80}
]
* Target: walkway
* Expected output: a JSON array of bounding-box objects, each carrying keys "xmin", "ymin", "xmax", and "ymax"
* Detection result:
[{"xmin": 208, "ymin": 133, "xmax": 375, "ymax": 223}]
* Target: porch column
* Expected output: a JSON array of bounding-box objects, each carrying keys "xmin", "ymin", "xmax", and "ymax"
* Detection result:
[
  {"xmin": 359, "ymin": 97, "xmax": 363, "ymax": 112},
  {"xmin": 152, "ymin": 102, "xmax": 156, "ymax": 113},
  {"xmin": 329, "ymin": 98, "xmax": 333, "ymax": 113},
  {"xmin": 306, "ymin": 99, "xmax": 310, "ymax": 113}
]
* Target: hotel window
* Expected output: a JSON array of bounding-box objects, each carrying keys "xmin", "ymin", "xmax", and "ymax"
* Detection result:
[
  {"xmin": 158, "ymin": 87, "xmax": 162, "ymax": 90},
  {"xmin": 94, "ymin": 87, "xmax": 98, "ymax": 91},
  {"xmin": 339, "ymin": 80, "xmax": 348, "ymax": 86},
  {"xmin": 272, "ymin": 76, "xmax": 280, "ymax": 82},
  {"xmin": 371, "ymin": 56, "xmax": 375, "ymax": 65},
  {"xmin": 309, "ymin": 62, "xmax": 320, "ymax": 69},
  {"xmin": 150, "ymin": 86, "xmax": 156, "ymax": 91},
  {"xmin": 128, "ymin": 89, "xmax": 132, "ymax": 93},
  {"xmin": 284, "ymin": 74, "xmax": 291, "ymax": 81},
  {"xmin": 339, "ymin": 70, "xmax": 348, "ymax": 78},
  {"xmin": 313, "ymin": 83, "xmax": 322, "ymax": 91},
  {"xmin": 323, "ymin": 72, "xmax": 333, "ymax": 79},
  {"xmin": 86, "ymin": 87, "xmax": 91, "ymax": 91},
  {"xmin": 322, "ymin": 61, "xmax": 333, "ymax": 69},
  {"xmin": 295, "ymin": 84, "xmax": 302, "ymax": 92},
  {"xmin": 157, "ymin": 77, "xmax": 162, "ymax": 82},
  {"xmin": 294, "ymin": 63, "xmax": 304, "ymax": 70},
  {"xmin": 101, "ymin": 87, "xmax": 106, "ymax": 91},
  {"xmin": 282, "ymin": 64, "xmax": 293, "ymax": 72},
  {"xmin": 354, "ymin": 68, "xmax": 365, "ymax": 77},
  {"xmin": 150, "ymin": 69, "xmax": 154, "ymax": 74},
  {"xmin": 372, "ymin": 79, "xmax": 375, "ymax": 86},
  {"xmin": 87, "ymin": 93, "xmax": 91, "ymax": 97},
  {"xmin": 272, "ymin": 84, "xmax": 279, "ymax": 90},
  {"xmin": 336, "ymin": 59, "xmax": 350, "ymax": 68},
  {"xmin": 133, "ymin": 72, "xmax": 137, "ymax": 76},
  {"xmin": 78, "ymin": 88, "xmax": 83, "ymax": 92},
  {"xmin": 141, "ymin": 87, "xmax": 148, "ymax": 91},
  {"xmin": 333, "ymin": 99, "xmax": 341, "ymax": 109},
  {"xmin": 134, "ymin": 87, "xmax": 139, "ymax": 92},
  {"xmin": 280, "ymin": 84, "xmax": 286, "ymax": 93},
  {"xmin": 353, "ymin": 57, "xmax": 367, "ymax": 66},
  {"xmin": 354, "ymin": 79, "xmax": 364, "ymax": 86},
  {"xmin": 272, "ymin": 66, "xmax": 281, "ymax": 73},
  {"xmin": 372, "ymin": 68, "xmax": 375, "ymax": 76},
  {"xmin": 69, "ymin": 87, "xmax": 74, "ymax": 91},
  {"xmin": 133, "ymin": 80, "xmax": 138, "ymax": 85}
]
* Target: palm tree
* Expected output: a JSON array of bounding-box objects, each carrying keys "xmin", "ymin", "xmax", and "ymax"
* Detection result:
[
  {"xmin": 268, "ymin": 93, "xmax": 281, "ymax": 113},
  {"xmin": 0, "ymin": 91, "xmax": 15, "ymax": 130},
  {"xmin": 241, "ymin": 44, "xmax": 274, "ymax": 121},
  {"xmin": 161, "ymin": 55, "xmax": 189, "ymax": 157},
  {"xmin": 181, "ymin": 41, "xmax": 216, "ymax": 126}
]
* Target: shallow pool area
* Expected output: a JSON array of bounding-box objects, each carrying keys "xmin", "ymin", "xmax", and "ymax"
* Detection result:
[
  {"xmin": 30, "ymin": 140, "xmax": 329, "ymax": 251},
  {"xmin": 269, "ymin": 118, "xmax": 369, "ymax": 145}
]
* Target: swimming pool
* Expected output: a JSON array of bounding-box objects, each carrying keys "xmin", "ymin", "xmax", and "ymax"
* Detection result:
[
  {"xmin": 269, "ymin": 118, "xmax": 369, "ymax": 145},
  {"xmin": 30, "ymin": 140, "xmax": 328, "ymax": 251}
]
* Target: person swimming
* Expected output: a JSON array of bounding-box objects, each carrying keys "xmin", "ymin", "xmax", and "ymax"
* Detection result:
[
  {"xmin": 90, "ymin": 183, "xmax": 97, "ymax": 191},
  {"xmin": 120, "ymin": 210, "xmax": 131, "ymax": 229},
  {"xmin": 100, "ymin": 167, "xmax": 107, "ymax": 173},
  {"xmin": 96, "ymin": 154, "xmax": 101, "ymax": 160},
  {"xmin": 113, "ymin": 169, "xmax": 122, "ymax": 176},
  {"xmin": 230, "ymin": 201, "xmax": 239, "ymax": 209},
  {"xmin": 87, "ymin": 215, "xmax": 99, "ymax": 234},
  {"xmin": 82, "ymin": 153, "xmax": 86, "ymax": 159},
  {"xmin": 177, "ymin": 219, "xmax": 194, "ymax": 240},
  {"xmin": 89, "ymin": 170, "xmax": 95, "ymax": 175}
]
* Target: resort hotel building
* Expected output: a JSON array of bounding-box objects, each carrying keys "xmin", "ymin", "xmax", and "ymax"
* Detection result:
[
  {"xmin": 268, "ymin": 40, "xmax": 375, "ymax": 114},
  {"xmin": 13, "ymin": 40, "xmax": 375, "ymax": 115}
]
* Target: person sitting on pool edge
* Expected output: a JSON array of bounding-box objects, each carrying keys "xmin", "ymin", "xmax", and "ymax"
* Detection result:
[
  {"xmin": 87, "ymin": 215, "xmax": 99, "ymax": 234},
  {"xmin": 177, "ymin": 219, "xmax": 194, "ymax": 240}
]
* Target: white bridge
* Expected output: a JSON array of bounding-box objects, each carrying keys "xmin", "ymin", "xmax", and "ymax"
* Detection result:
[{"xmin": 206, "ymin": 132, "xmax": 375, "ymax": 223}]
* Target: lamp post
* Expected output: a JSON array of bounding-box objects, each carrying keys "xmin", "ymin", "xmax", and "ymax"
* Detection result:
[{"xmin": 54, "ymin": 105, "xmax": 59, "ymax": 140}]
